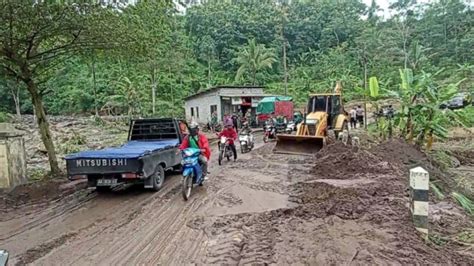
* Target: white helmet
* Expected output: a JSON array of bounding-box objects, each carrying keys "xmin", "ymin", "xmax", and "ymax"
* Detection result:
[{"xmin": 189, "ymin": 121, "xmax": 199, "ymax": 129}]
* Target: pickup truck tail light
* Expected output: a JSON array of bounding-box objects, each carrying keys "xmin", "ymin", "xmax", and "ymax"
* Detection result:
[
  {"xmin": 121, "ymin": 173, "xmax": 138, "ymax": 179},
  {"xmin": 69, "ymin": 175, "xmax": 87, "ymax": 180}
]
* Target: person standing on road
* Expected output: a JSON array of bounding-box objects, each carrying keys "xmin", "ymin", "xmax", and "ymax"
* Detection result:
[
  {"xmin": 218, "ymin": 121, "xmax": 238, "ymax": 161},
  {"xmin": 349, "ymin": 107, "xmax": 357, "ymax": 129},
  {"xmin": 231, "ymin": 112, "xmax": 239, "ymax": 133},
  {"xmin": 224, "ymin": 113, "xmax": 232, "ymax": 125},
  {"xmin": 179, "ymin": 122, "xmax": 211, "ymax": 178},
  {"xmin": 356, "ymin": 105, "xmax": 364, "ymax": 128},
  {"xmin": 211, "ymin": 111, "xmax": 218, "ymax": 132}
]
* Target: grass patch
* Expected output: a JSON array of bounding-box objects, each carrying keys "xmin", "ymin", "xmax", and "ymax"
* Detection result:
[
  {"xmin": 430, "ymin": 182, "xmax": 445, "ymax": 200},
  {"xmin": 430, "ymin": 150, "xmax": 455, "ymax": 171},
  {"xmin": 452, "ymin": 192, "xmax": 474, "ymax": 216},
  {"xmin": 457, "ymin": 229, "xmax": 474, "ymax": 244},
  {"xmin": 28, "ymin": 168, "xmax": 48, "ymax": 181},
  {"xmin": 58, "ymin": 131, "xmax": 87, "ymax": 154},
  {"xmin": 92, "ymin": 115, "xmax": 106, "ymax": 126},
  {"xmin": 0, "ymin": 111, "xmax": 10, "ymax": 123},
  {"xmin": 428, "ymin": 234, "xmax": 448, "ymax": 246}
]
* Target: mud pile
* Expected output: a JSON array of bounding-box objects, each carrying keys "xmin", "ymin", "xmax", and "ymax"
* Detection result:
[
  {"xmin": 311, "ymin": 142, "xmax": 392, "ymax": 179},
  {"xmin": 202, "ymin": 140, "xmax": 473, "ymax": 264}
]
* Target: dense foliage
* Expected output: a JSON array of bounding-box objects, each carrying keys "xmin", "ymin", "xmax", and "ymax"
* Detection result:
[
  {"xmin": 0, "ymin": 0, "xmax": 473, "ymax": 173},
  {"xmin": 1, "ymin": 0, "xmax": 472, "ymax": 116}
]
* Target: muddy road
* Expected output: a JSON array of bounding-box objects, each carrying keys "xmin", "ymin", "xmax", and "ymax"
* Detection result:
[
  {"xmin": 1, "ymin": 135, "xmax": 473, "ymax": 265},
  {"xmin": 1, "ymin": 133, "xmax": 281, "ymax": 265}
]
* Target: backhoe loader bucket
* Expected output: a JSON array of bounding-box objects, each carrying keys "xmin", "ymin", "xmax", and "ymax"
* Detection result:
[{"xmin": 273, "ymin": 134, "xmax": 325, "ymax": 155}]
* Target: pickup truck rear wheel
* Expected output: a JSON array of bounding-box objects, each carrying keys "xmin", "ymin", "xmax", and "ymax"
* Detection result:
[{"xmin": 151, "ymin": 165, "xmax": 165, "ymax": 191}]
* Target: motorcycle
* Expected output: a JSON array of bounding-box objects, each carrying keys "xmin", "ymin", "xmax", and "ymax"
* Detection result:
[
  {"xmin": 263, "ymin": 124, "xmax": 276, "ymax": 143},
  {"xmin": 218, "ymin": 136, "xmax": 234, "ymax": 165},
  {"xmin": 285, "ymin": 121, "xmax": 296, "ymax": 134},
  {"xmin": 239, "ymin": 132, "xmax": 254, "ymax": 153},
  {"xmin": 181, "ymin": 148, "xmax": 204, "ymax": 201}
]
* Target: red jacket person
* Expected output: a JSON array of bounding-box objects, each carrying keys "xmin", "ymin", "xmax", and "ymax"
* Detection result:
[
  {"xmin": 179, "ymin": 122, "xmax": 211, "ymax": 176},
  {"xmin": 217, "ymin": 121, "xmax": 238, "ymax": 160}
]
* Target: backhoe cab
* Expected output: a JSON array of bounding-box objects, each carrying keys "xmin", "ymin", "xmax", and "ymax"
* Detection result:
[{"xmin": 274, "ymin": 84, "xmax": 348, "ymax": 155}]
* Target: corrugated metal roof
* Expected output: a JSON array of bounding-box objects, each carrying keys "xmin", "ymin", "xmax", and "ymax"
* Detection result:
[{"xmin": 184, "ymin": 85, "xmax": 265, "ymax": 100}]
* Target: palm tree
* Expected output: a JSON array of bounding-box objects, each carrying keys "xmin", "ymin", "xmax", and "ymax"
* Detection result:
[{"xmin": 235, "ymin": 39, "xmax": 276, "ymax": 85}]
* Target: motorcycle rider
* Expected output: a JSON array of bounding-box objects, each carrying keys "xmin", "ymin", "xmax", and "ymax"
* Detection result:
[
  {"xmin": 240, "ymin": 121, "xmax": 254, "ymax": 146},
  {"xmin": 264, "ymin": 113, "xmax": 277, "ymax": 137},
  {"xmin": 179, "ymin": 122, "xmax": 211, "ymax": 178},
  {"xmin": 241, "ymin": 121, "xmax": 252, "ymax": 135},
  {"xmin": 218, "ymin": 121, "xmax": 238, "ymax": 161}
]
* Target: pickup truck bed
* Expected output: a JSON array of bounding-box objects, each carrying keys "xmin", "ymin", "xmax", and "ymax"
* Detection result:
[
  {"xmin": 66, "ymin": 139, "xmax": 180, "ymax": 159},
  {"xmin": 65, "ymin": 118, "xmax": 184, "ymax": 191}
]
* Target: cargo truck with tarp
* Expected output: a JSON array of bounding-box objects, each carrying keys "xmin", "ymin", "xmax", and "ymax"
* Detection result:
[{"xmin": 256, "ymin": 96, "xmax": 294, "ymax": 125}]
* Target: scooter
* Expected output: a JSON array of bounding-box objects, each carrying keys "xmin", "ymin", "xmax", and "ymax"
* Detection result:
[
  {"xmin": 181, "ymin": 148, "xmax": 204, "ymax": 201},
  {"xmin": 239, "ymin": 132, "xmax": 254, "ymax": 153},
  {"xmin": 285, "ymin": 121, "xmax": 296, "ymax": 134},
  {"xmin": 218, "ymin": 136, "xmax": 234, "ymax": 165},
  {"xmin": 0, "ymin": 250, "xmax": 8, "ymax": 266},
  {"xmin": 263, "ymin": 124, "xmax": 276, "ymax": 143}
]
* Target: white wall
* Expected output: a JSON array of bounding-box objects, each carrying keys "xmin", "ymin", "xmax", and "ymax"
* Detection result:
[
  {"xmin": 184, "ymin": 91, "xmax": 221, "ymax": 124},
  {"xmin": 184, "ymin": 87, "xmax": 265, "ymax": 124}
]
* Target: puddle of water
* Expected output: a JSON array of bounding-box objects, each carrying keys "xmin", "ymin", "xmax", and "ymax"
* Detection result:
[{"xmin": 207, "ymin": 185, "xmax": 290, "ymax": 216}]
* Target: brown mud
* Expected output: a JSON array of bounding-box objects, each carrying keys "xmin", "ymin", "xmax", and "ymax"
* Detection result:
[{"xmin": 0, "ymin": 134, "xmax": 472, "ymax": 264}]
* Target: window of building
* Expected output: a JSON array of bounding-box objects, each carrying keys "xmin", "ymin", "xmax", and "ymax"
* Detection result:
[
  {"xmin": 196, "ymin": 107, "xmax": 199, "ymax": 118},
  {"xmin": 210, "ymin": 105, "xmax": 217, "ymax": 115},
  {"xmin": 191, "ymin": 107, "xmax": 194, "ymax": 117}
]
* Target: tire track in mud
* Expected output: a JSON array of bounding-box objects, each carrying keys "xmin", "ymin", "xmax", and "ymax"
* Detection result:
[
  {"xmin": 3, "ymin": 171, "xmax": 183, "ymax": 265},
  {"xmin": 32, "ymin": 174, "xmax": 186, "ymax": 265},
  {"xmin": 0, "ymin": 190, "xmax": 97, "ymax": 241},
  {"xmin": 4, "ymin": 133, "xmax": 273, "ymax": 265},
  {"xmin": 34, "ymin": 172, "xmax": 211, "ymax": 265},
  {"xmin": 26, "ymin": 139, "xmax": 243, "ymax": 264},
  {"xmin": 201, "ymin": 142, "xmax": 293, "ymax": 264}
]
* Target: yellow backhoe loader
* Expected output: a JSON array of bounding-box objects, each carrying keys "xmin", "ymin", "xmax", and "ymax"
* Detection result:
[{"xmin": 274, "ymin": 83, "xmax": 348, "ymax": 155}]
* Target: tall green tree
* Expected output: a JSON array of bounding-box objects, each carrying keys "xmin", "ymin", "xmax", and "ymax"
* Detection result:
[
  {"xmin": 0, "ymin": 1, "xmax": 126, "ymax": 175},
  {"xmin": 235, "ymin": 39, "xmax": 276, "ymax": 85}
]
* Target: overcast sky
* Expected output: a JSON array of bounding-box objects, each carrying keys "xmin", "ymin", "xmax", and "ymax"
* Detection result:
[{"xmin": 362, "ymin": 0, "xmax": 433, "ymax": 18}]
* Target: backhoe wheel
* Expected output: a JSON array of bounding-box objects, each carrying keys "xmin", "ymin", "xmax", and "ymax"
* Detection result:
[
  {"xmin": 150, "ymin": 165, "xmax": 165, "ymax": 191},
  {"xmin": 327, "ymin": 130, "xmax": 336, "ymax": 144}
]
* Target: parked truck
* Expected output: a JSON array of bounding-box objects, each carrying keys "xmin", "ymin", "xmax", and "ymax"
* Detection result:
[
  {"xmin": 256, "ymin": 96, "xmax": 294, "ymax": 126},
  {"xmin": 65, "ymin": 118, "xmax": 185, "ymax": 192}
]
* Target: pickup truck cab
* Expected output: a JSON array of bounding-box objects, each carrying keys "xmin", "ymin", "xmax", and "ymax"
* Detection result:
[{"xmin": 65, "ymin": 118, "xmax": 185, "ymax": 192}]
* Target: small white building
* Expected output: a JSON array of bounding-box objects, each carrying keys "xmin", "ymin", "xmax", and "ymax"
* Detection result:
[{"xmin": 184, "ymin": 86, "xmax": 267, "ymax": 124}]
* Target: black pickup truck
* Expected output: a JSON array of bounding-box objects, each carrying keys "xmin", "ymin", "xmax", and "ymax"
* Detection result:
[{"xmin": 65, "ymin": 118, "xmax": 184, "ymax": 192}]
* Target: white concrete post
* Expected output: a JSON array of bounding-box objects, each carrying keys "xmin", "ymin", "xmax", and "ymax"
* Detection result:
[{"xmin": 409, "ymin": 167, "xmax": 429, "ymax": 235}]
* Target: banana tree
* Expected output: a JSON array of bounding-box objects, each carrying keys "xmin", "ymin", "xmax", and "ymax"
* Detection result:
[
  {"xmin": 391, "ymin": 68, "xmax": 470, "ymax": 149},
  {"xmin": 413, "ymin": 80, "xmax": 468, "ymax": 150}
]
